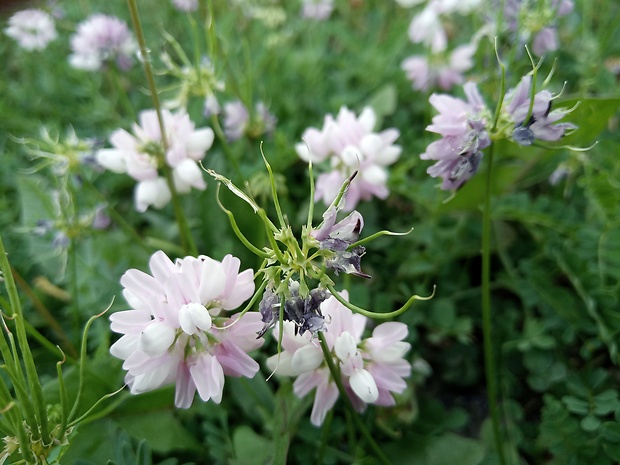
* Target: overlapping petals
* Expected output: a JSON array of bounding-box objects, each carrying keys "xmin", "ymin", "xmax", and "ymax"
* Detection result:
[
  {"xmin": 96, "ymin": 109, "xmax": 214, "ymax": 211},
  {"xmin": 110, "ymin": 251, "xmax": 262, "ymax": 408},
  {"xmin": 296, "ymin": 107, "xmax": 401, "ymax": 211},
  {"xmin": 266, "ymin": 290, "xmax": 411, "ymax": 426}
]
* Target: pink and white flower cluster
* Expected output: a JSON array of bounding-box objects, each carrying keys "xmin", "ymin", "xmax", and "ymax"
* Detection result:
[
  {"xmin": 266, "ymin": 291, "xmax": 411, "ymax": 426},
  {"xmin": 96, "ymin": 109, "xmax": 214, "ymax": 212},
  {"xmin": 69, "ymin": 14, "xmax": 137, "ymax": 71},
  {"xmin": 110, "ymin": 251, "xmax": 262, "ymax": 408},
  {"xmin": 4, "ymin": 9, "xmax": 58, "ymax": 51},
  {"xmin": 295, "ymin": 106, "xmax": 401, "ymax": 211}
]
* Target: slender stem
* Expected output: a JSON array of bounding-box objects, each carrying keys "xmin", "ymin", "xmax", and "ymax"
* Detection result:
[
  {"xmin": 210, "ymin": 114, "xmax": 244, "ymax": 182},
  {"xmin": 481, "ymin": 143, "xmax": 506, "ymax": 465},
  {"xmin": 127, "ymin": 0, "xmax": 197, "ymax": 256},
  {"xmin": 317, "ymin": 333, "xmax": 392, "ymax": 465}
]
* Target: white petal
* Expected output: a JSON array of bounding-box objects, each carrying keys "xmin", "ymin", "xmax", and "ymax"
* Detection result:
[
  {"xmin": 358, "ymin": 107, "xmax": 376, "ymax": 133},
  {"xmin": 138, "ymin": 321, "xmax": 176, "ymax": 357},
  {"xmin": 334, "ymin": 331, "xmax": 358, "ymax": 362},
  {"xmin": 173, "ymin": 159, "xmax": 206, "ymax": 192},
  {"xmin": 179, "ymin": 302, "xmax": 212, "ymax": 335},
  {"xmin": 135, "ymin": 178, "xmax": 171, "ymax": 212},
  {"xmin": 96, "ymin": 149, "xmax": 127, "ymax": 173},
  {"xmin": 291, "ymin": 345, "xmax": 324, "ymax": 373},
  {"xmin": 186, "ymin": 128, "xmax": 214, "ymax": 160},
  {"xmin": 350, "ymin": 369, "xmax": 378, "ymax": 403}
]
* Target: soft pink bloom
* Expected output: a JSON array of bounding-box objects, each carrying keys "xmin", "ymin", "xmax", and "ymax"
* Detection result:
[
  {"xmin": 301, "ymin": 0, "xmax": 334, "ymax": 20},
  {"xmin": 110, "ymin": 251, "xmax": 261, "ymax": 408},
  {"xmin": 96, "ymin": 109, "xmax": 214, "ymax": 211},
  {"xmin": 172, "ymin": 0, "xmax": 198, "ymax": 12},
  {"xmin": 69, "ymin": 14, "xmax": 137, "ymax": 71},
  {"xmin": 402, "ymin": 43, "xmax": 475, "ymax": 91},
  {"xmin": 4, "ymin": 9, "xmax": 57, "ymax": 51},
  {"xmin": 408, "ymin": 6, "xmax": 447, "ymax": 52},
  {"xmin": 296, "ymin": 107, "xmax": 401, "ymax": 211},
  {"xmin": 266, "ymin": 291, "xmax": 411, "ymax": 426}
]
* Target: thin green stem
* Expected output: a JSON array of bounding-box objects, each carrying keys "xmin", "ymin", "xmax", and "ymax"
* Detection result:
[
  {"xmin": 210, "ymin": 114, "xmax": 244, "ymax": 182},
  {"xmin": 127, "ymin": 0, "xmax": 197, "ymax": 256},
  {"xmin": 317, "ymin": 332, "xmax": 392, "ymax": 465},
  {"xmin": 481, "ymin": 143, "xmax": 507, "ymax": 465}
]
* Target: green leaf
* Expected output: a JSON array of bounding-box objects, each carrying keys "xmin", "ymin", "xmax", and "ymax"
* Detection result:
[
  {"xmin": 230, "ymin": 426, "xmax": 272, "ymax": 465},
  {"xmin": 559, "ymin": 96, "xmax": 620, "ymax": 147},
  {"xmin": 580, "ymin": 415, "xmax": 601, "ymax": 432},
  {"xmin": 366, "ymin": 83, "xmax": 397, "ymax": 119},
  {"xmin": 384, "ymin": 432, "xmax": 485, "ymax": 465},
  {"xmin": 601, "ymin": 422, "xmax": 620, "ymax": 443},
  {"xmin": 562, "ymin": 396, "xmax": 590, "ymax": 415}
]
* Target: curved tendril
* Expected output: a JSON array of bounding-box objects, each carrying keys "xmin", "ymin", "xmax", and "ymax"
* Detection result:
[
  {"xmin": 348, "ymin": 227, "xmax": 414, "ymax": 250},
  {"xmin": 260, "ymin": 142, "xmax": 287, "ymax": 229},
  {"xmin": 213, "ymin": 279, "xmax": 268, "ymax": 331},
  {"xmin": 69, "ymin": 299, "xmax": 113, "ymax": 423},
  {"xmin": 326, "ymin": 283, "xmax": 435, "ymax": 320},
  {"xmin": 491, "ymin": 37, "xmax": 507, "ymax": 132},
  {"xmin": 533, "ymin": 140, "xmax": 597, "ymax": 152},
  {"xmin": 306, "ymin": 155, "xmax": 315, "ymax": 230},
  {"xmin": 214, "ymin": 184, "xmax": 272, "ymax": 259},
  {"xmin": 205, "ymin": 167, "xmax": 260, "ymax": 213}
]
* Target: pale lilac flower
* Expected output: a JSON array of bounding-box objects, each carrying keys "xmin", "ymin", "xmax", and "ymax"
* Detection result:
[
  {"xmin": 110, "ymin": 250, "xmax": 262, "ymax": 408},
  {"xmin": 4, "ymin": 9, "xmax": 57, "ymax": 51},
  {"xmin": 266, "ymin": 290, "xmax": 411, "ymax": 426},
  {"xmin": 69, "ymin": 14, "xmax": 137, "ymax": 71},
  {"xmin": 502, "ymin": 0, "xmax": 574, "ymax": 56},
  {"xmin": 421, "ymin": 82, "xmax": 491, "ymax": 190},
  {"xmin": 222, "ymin": 100, "xmax": 276, "ymax": 141},
  {"xmin": 96, "ymin": 109, "xmax": 214, "ymax": 211},
  {"xmin": 296, "ymin": 107, "xmax": 401, "ymax": 211},
  {"xmin": 301, "ymin": 0, "xmax": 334, "ymax": 20},
  {"xmin": 504, "ymin": 76, "xmax": 576, "ymax": 146},
  {"xmin": 402, "ymin": 43, "xmax": 475, "ymax": 91},
  {"xmin": 172, "ymin": 0, "xmax": 198, "ymax": 12}
]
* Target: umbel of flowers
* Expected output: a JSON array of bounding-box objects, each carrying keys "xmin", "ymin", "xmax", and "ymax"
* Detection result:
[
  {"xmin": 96, "ymin": 109, "xmax": 214, "ymax": 211},
  {"xmin": 110, "ymin": 162, "xmax": 430, "ymax": 421}
]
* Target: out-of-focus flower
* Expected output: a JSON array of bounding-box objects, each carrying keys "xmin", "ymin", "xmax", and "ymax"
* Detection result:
[
  {"xmin": 266, "ymin": 290, "xmax": 411, "ymax": 426},
  {"xmin": 502, "ymin": 0, "xmax": 574, "ymax": 56},
  {"xmin": 504, "ymin": 75, "xmax": 577, "ymax": 146},
  {"xmin": 402, "ymin": 43, "xmax": 475, "ymax": 91},
  {"xmin": 301, "ymin": 0, "xmax": 334, "ymax": 20},
  {"xmin": 223, "ymin": 100, "xmax": 276, "ymax": 141},
  {"xmin": 295, "ymin": 106, "xmax": 401, "ymax": 211},
  {"xmin": 96, "ymin": 109, "xmax": 214, "ymax": 211},
  {"xmin": 4, "ymin": 9, "xmax": 57, "ymax": 51},
  {"xmin": 420, "ymin": 82, "xmax": 491, "ymax": 190},
  {"xmin": 110, "ymin": 250, "xmax": 261, "ymax": 408},
  {"xmin": 69, "ymin": 14, "xmax": 137, "ymax": 71},
  {"xmin": 172, "ymin": 0, "xmax": 198, "ymax": 12}
]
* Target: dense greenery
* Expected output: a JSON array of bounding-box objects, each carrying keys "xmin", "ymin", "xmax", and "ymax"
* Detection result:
[{"xmin": 1, "ymin": 0, "xmax": 619, "ymax": 464}]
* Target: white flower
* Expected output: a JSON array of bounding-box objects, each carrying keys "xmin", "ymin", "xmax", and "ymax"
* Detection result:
[{"xmin": 4, "ymin": 9, "xmax": 57, "ymax": 51}]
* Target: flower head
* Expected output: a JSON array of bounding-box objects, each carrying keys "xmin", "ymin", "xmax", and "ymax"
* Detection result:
[
  {"xmin": 172, "ymin": 0, "xmax": 198, "ymax": 12},
  {"xmin": 296, "ymin": 106, "xmax": 401, "ymax": 211},
  {"xmin": 4, "ymin": 9, "xmax": 57, "ymax": 51},
  {"xmin": 402, "ymin": 43, "xmax": 475, "ymax": 91},
  {"xmin": 223, "ymin": 100, "xmax": 277, "ymax": 141},
  {"xmin": 266, "ymin": 291, "xmax": 411, "ymax": 426},
  {"xmin": 421, "ymin": 82, "xmax": 491, "ymax": 189},
  {"xmin": 504, "ymin": 76, "xmax": 576, "ymax": 146},
  {"xmin": 301, "ymin": 0, "xmax": 334, "ymax": 20},
  {"xmin": 96, "ymin": 109, "xmax": 214, "ymax": 211},
  {"xmin": 110, "ymin": 251, "xmax": 262, "ymax": 408},
  {"xmin": 69, "ymin": 14, "xmax": 137, "ymax": 71}
]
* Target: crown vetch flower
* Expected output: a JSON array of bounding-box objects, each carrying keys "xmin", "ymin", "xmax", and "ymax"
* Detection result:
[
  {"xmin": 504, "ymin": 75, "xmax": 577, "ymax": 146},
  {"xmin": 301, "ymin": 0, "xmax": 334, "ymax": 20},
  {"xmin": 421, "ymin": 82, "xmax": 490, "ymax": 190},
  {"xmin": 96, "ymin": 109, "xmax": 214, "ymax": 211},
  {"xmin": 69, "ymin": 14, "xmax": 137, "ymax": 71},
  {"xmin": 401, "ymin": 43, "xmax": 475, "ymax": 92},
  {"xmin": 223, "ymin": 100, "xmax": 277, "ymax": 141},
  {"xmin": 296, "ymin": 106, "xmax": 401, "ymax": 211},
  {"xmin": 172, "ymin": 0, "xmax": 198, "ymax": 12},
  {"xmin": 266, "ymin": 290, "xmax": 411, "ymax": 426},
  {"xmin": 110, "ymin": 250, "xmax": 262, "ymax": 408},
  {"xmin": 4, "ymin": 9, "xmax": 57, "ymax": 51}
]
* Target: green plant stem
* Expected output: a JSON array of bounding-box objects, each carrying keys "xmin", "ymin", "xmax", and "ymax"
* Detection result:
[
  {"xmin": 0, "ymin": 235, "xmax": 50, "ymax": 445},
  {"xmin": 481, "ymin": 143, "xmax": 507, "ymax": 465},
  {"xmin": 210, "ymin": 114, "xmax": 244, "ymax": 182},
  {"xmin": 317, "ymin": 332, "xmax": 392, "ymax": 465},
  {"xmin": 127, "ymin": 0, "xmax": 197, "ymax": 257}
]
